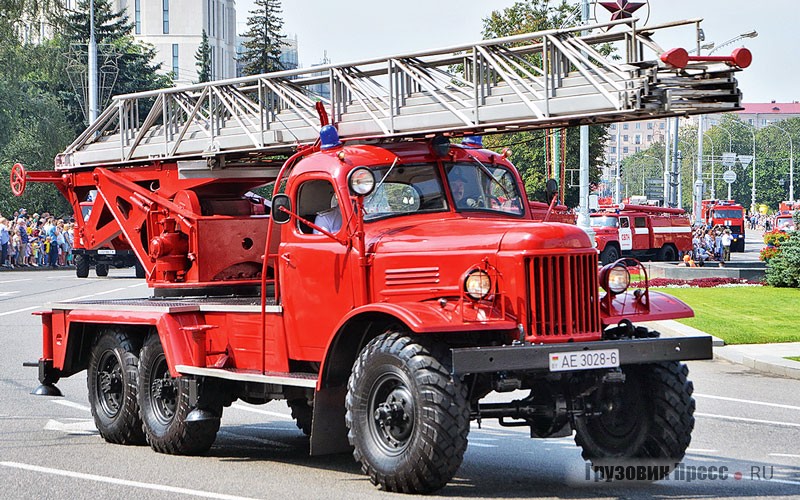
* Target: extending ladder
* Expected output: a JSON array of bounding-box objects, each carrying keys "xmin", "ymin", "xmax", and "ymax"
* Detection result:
[{"xmin": 57, "ymin": 17, "xmax": 744, "ymax": 171}]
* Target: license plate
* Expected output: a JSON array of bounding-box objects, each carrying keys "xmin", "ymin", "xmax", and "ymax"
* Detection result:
[
  {"xmin": 549, "ymin": 349, "xmax": 619, "ymax": 372},
  {"xmin": 97, "ymin": 249, "xmax": 116, "ymax": 255}
]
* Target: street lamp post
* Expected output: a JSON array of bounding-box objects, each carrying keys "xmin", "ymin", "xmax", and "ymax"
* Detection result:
[
  {"xmin": 772, "ymin": 124, "xmax": 794, "ymax": 202},
  {"xmin": 704, "ymin": 133, "xmax": 716, "ymax": 199}
]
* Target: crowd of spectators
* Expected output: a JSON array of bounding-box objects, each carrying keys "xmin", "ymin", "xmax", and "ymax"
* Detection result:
[
  {"xmin": 684, "ymin": 225, "xmax": 734, "ymax": 267},
  {"xmin": 0, "ymin": 208, "xmax": 74, "ymax": 269}
]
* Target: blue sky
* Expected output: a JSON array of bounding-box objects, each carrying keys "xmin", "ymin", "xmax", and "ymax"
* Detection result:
[{"xmin": 236, "ymin": 0, "xmax": 792, "ymax": 103}]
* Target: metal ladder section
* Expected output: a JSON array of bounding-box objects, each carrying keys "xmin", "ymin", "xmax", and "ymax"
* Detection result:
[{"xmin": 57, "ymin": 17, "xmax": 742, "ymax": 171}]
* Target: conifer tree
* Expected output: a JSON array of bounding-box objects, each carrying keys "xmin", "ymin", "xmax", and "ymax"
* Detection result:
[
  {"xmin": 240, "ymin": 0, "xmax": 286, "ymax": 76},
  {"xmin": 195, "ymin": 29, "xmax": 212, "ymax": 83}
]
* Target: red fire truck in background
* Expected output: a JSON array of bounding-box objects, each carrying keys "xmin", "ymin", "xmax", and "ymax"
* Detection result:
[
  {"xmin": 7, "ymin": 18, "xmax": 749, "ymax": 494},
  {"xmin": 701, "ymin": 199, "xmax": 746, "ymax": 251},
  {"xmin": 591, "ymin": 204, "xmax": 692, "ymax": 265}
]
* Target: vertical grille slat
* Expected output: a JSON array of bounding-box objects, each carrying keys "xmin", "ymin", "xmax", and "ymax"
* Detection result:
[{"xmin": 527, "ymin": 252, "xmax": 600, "ymax": 340}]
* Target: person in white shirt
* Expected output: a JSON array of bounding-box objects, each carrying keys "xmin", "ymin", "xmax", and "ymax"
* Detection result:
[
  {"xmin": 721, "ymin": 229, "xmax": 734, "ymax": 263},
  {"xmin": 314, "ymin": 195, "xmax": 343, "ymax": 234}
]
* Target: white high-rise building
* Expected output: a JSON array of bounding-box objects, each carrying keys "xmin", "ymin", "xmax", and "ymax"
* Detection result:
[{"xmin": 114, "ymin": 0, "xmax": 238, "ymax": 85}]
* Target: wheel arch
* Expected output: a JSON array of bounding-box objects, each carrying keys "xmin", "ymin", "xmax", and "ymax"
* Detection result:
[{"xmin": 60, "ymin": 322, "xmax": 151, "ymax": 377}]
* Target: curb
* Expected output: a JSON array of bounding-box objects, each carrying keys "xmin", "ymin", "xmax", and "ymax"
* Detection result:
[{"xmin": 642, "ymin": 320, "xmax": 800, "ymax": 381}]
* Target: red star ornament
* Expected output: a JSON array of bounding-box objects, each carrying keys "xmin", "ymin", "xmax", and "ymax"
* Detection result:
[{"xmin": 599, "ymin": 0, "xmax": 646, "ymax": 21}]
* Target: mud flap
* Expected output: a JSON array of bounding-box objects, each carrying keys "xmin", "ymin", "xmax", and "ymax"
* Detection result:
[{"xmin": 309, "ymin": 385, "xmax": 352, "ymax": 456}]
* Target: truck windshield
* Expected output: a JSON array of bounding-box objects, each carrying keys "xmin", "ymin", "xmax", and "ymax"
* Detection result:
[
  {"xmin": 363, "ymin": 163, "xmax": 448, "ymax": 221},
  {"xmin": 445, "ymin": 163, "xmax": 525, "ymax": 215},
  {"xmin": 712, "ymin": 209, "xmax": 742, "ymax": 219},
  {"xmin": 590, "ymin": 216, "xmax": 618, "ymax": 228}
]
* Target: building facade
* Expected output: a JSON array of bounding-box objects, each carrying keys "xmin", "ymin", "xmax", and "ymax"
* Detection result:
[{"xmin": 114, "ymin": 0, "xmax": 238, "ymax": 85}]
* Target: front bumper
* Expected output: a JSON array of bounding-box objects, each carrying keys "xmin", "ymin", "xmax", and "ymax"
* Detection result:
[{"xmin": 451, "ymin": 335, "xmax": 712, "ymax": 375}]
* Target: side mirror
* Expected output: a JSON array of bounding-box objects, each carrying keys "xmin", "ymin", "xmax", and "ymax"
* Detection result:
[
  {"xmin": 271, "ymin": 194, "xmax": 292, "ymax": 224},
  {"xmin": 545, "ymin": 179, "xmax": 558, "ymax": 202}
]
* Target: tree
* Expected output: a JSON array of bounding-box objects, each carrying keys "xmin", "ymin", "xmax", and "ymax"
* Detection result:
[
  {"xmin": 480, "ymin": 1, "xmax": 607, "ymax": 207},
  {"xmin": 195, "ymin": 30, "xmax": 212, "ymax": 83},
  {"xmin": 240, "ymin": 0, "xmax": 286, "ymax": 76}
]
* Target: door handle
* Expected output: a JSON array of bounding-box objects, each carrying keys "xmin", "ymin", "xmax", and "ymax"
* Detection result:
[{"xmin": 281, "ymin": 253, "xmax": 291, "ymax": 264}]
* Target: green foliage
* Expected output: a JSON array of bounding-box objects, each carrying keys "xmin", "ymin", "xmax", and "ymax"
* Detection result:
[
  {"xmin": 195, "ymin": 30, "xmax": 212, "ymax": 83},
  {"xmin": 480, "ymin": 1, "xmax": 607, "ymax": 206},
  {"xmin": 0, "ymin": 0, "xmax": 170, "ymax": 216},
  {"xmin": 662, "ymin": 286, "xmax": 800, "ymax": 344},
  {"xmin": 765, "ymin": 230, "xmax": 800, "ymax": 288},
  {"xmin": 240, "ymin": 0, "xmax": 286, "ymax": 76}
]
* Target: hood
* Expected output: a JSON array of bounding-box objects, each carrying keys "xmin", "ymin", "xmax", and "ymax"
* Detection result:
[{"xmin": 368, "ymin": 216, "xmax": 592, "ymax": 254}]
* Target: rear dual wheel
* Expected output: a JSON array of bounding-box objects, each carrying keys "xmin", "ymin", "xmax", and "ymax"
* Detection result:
[
  {"xmin": 87, "ymin": 329, "xmax": 146, "ymax": 445},
  {"xmin": 138, "ymin": 334, "xmax": 221, "ymax": 454}
]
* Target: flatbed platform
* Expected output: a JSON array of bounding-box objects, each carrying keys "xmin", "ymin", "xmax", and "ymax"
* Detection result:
[{"xmin": 50, "ymin": 296, "xmax": 281, "ymax": 314}]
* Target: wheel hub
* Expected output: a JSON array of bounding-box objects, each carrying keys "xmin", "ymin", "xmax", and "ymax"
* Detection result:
[{"xmin": 373, "ymin": 386, "xmax": 414, "ymax": 446}]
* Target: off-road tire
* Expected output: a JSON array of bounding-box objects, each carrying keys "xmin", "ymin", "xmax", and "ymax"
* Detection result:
[
  {"xmin": 75, "ymin": 254, "xmax": 89, "ymax": 278},
  {"xmin": 95, "ymin": 262, "xmax": 109, "ymax": 277},
  {"xmin": 599, "ymin": 244, "xmax": 621, "ymax": 265},
  {"xmin": 573, "ymin": 361, "xmax": 695, "ymax": 480},
  {"xmin": 287, "ymin": 398, "xmax": 313, "ymax": 436},
  {"xmin": 87, "ymin": 328, "xmax": 146, "ymax": 445},
  {"xmin": 657, "ymin": 245, "xmax": 678, "ymax": 262},
  {"xmin": 134, "ymin": 261, "xmax": 146, "ymax": 279},
  {"xmin": 138, "ymin": 333, "xmax": 220, "ymax": 454},
  {"xmin": 345, "ymin": 332, "xmax": 469, "ymax": 494}
]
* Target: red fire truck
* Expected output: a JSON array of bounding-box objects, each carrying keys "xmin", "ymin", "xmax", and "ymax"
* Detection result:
[
  {"xmin": 10, "ymin": 19, "xmax": 748, "ymax": 493},
  {"xmin": 591, "ymin": 204, "xmax": 692, "ymax": 265},
  {"xmin": 700, "ymin": 199, "xmax": 746, "ymax": 252}
]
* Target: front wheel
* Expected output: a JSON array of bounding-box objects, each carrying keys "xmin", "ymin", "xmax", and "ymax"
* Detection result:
[
  {"xmin": 75, "ymin": 254, "xmax": 89, "ymax": 278},
  {"xmin": 138, "ymin": 334, "xmax": 220, "ymax": 454},
  {"xmin": 573, "ymin": 362, "xmax": 695, "ymax": 480},
  {"xmin": 87, "ymin": 328, "xmax": 146, "ymax": 445},
  {"xmin": 345, "ymin": 332, "xmax": 469, "ymax": 494}
]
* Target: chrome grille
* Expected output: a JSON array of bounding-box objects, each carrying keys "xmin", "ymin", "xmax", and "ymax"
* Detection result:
[{"xmin": 527, "ymin": 252, "xmax": 600, "ymax": 339}]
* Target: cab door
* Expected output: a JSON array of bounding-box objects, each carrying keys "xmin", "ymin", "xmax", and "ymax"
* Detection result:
[
  {"xmin": 279, "ymin": 175, "xmax": 355, "ymax": 361},
  {"xmin": 632, "ymin": 216, "xmax": 650, "ymax": 250},
  {"xmin": 618, "ymin": 216, "xmax": 633, "ymax": 251}
]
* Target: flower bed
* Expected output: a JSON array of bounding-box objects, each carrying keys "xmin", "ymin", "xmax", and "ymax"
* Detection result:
[{"xmin": 630, "ymin": 277, "xmax": 763, "ymax": 288}]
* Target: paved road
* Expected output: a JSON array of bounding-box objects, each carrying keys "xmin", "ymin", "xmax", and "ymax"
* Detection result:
[{"xmin": 1, "ymin": 270, "xmax": 799, "ymax": 499}]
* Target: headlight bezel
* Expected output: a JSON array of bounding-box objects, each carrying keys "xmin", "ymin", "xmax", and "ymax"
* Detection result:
[
  {"xmin": 600, "ymin": 261, "xmax": 631, "ymax": 295},
  {"xmin": 464, "ymin": 269, "xmax": 492, "ymax": 300},
  {"xmin": 347, "ymin": 167, "xmax": 376, "ymax": 196}
]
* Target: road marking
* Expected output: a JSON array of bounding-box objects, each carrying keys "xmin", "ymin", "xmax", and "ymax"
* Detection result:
[
  {"xmin": 686, "ymin": 448, "xmax": 718, "ymax": 453},
  {"xmin": 696, "ymin": 412, "xmax": 800, "ymax": 428},
  {"xmin": 695, "ymin": 393, "xmax": 800, "ymax": 411},
  {"xmin": 53, "ymin": 400, "xmax": 91, "ymax": 412},
  {"xmin": 0, "ymin": 278, "xmax": 32, "ymax": 284},
  {"xmin": 0, "ymin": 291, "xmax": 20, "ymax": 296},
  {"xmin": 468, "ymin": 442, "xmax": 496, "ymax": 448},
  {"xmin": 64, "ymin": 287, "xmax": 128, "ymax": 302},
  {"xmin": 769, "ymin": 453, "xmax": 800, "ymax": 459},
  {"xmin": 752, "ymin": 477, "xmax": 800, "ymax": 487},
  {"xmin": 230, "ymin": 403, "xmax": 292, "ymax": 420},
  {"xmin": 0, "ymin": 462, "xmax": 261, "ymax": 500},
  {"xmin": 44, "ymin": 419, "xmax": 97, "ymax": 435},
  {"xmin": 127, "ymin": 282, "xmax": 147, "ymax": 288},
  {"xmin": 0, "ymin": 306, "xmax": 38, "ymax": 317}
]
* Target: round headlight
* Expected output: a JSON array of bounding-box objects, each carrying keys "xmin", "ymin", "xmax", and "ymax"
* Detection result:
[
  {"xmin": 348, "ymin": 167, "xmax": 375, "ymax": 196},
  {"xmin": 464, "ymin": 270, "xmax": 492, "ymax": 300},
  {"xmin": 605, "ymin": 264, "xmax": 630, "ymax": 295}
]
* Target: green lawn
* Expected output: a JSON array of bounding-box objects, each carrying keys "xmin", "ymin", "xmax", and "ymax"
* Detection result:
[
  {"xmin": 653, "ymin": 286, "xmax": 800, "ymax": 345},
  {"xmin": 787, "ymin": 357, "xmax": 800, "ymax": 363}
]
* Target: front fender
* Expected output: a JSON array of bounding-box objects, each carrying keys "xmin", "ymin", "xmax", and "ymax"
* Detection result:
[
  {"xmin": 333, "ymin": 301, "xmax": 517, "ymax": 335},
  {"xmin": 601, "ymin": 290, "xmax": 694, "ymax": 326}
]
